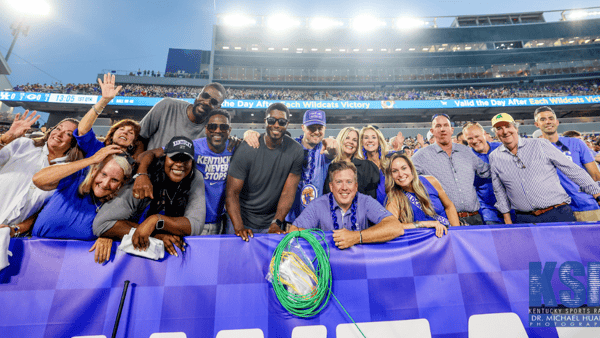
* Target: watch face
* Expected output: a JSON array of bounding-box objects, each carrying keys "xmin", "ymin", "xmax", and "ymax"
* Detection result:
[{"xmin": 156, "ymin": 219, "xmax": 165, "ymax": 230}]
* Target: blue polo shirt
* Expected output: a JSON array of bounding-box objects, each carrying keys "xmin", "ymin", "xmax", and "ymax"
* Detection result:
[
  {"xmin": 32, "ymin": 168, "xmax": 97, "ymax": 240},
  {"xmin": 293, "ymin": 192, "xmax": 392, "ymax": 231},
  {"xmin": 552, "ymin": 136, "xmax": 599, "ymax": 212},
  {"xmin": 472, "ymin": 142, "xmax": 503, "ymax": 223},
  {"xmin": 286, "ymin": 142, "xmax": 332, "ymax": 223},
  {"xmin": 193, "ymin": 138, "xmax": 233, "ymax": 224}
]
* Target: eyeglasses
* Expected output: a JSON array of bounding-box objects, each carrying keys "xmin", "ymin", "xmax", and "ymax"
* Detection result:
[
  {"xmin": 206, "ymin": 123, "xmax": 230, "ymax": 132},
  {"xmin": 512, "ymin": 154, "xmax": 526, "ymax": 169},
  {"xmin": 432, "ymin": 113, "xmax": 450, "ymax": 122},
  {"xmin": 200, "ymin": 92, "xmax": 220, "ymax": 106},
  {"xmin": 385, "ymin": 150, "xmax": 404, "ymax": 158},
  {"xmin": 265, "ymin": 117, "xmax": 288, "ymax": 127}
]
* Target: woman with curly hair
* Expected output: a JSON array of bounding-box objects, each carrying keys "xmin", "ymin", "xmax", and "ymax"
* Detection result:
[
  {"xmin": 358, "ymin": 125, "xmax": 389, "ymax": 206},
  {"xmin": 385, "ymin": 152, "xmax": 458, "ymax": 237}
]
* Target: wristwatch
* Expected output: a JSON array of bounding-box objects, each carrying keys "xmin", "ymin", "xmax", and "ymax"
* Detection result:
[
  {"xmin": 271, "ymin": 219, "xmax": 284, "ymax": 228},
  {"xmin": 155, "ymin": 215, "xmax": 165, "ymax": 230}
]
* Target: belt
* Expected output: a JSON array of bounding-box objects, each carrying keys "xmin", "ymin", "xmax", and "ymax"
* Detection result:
[
  {"xmin": 516, "ymin": 203, "xmax": 568, "ymax": 216},
  {"xmin": 457, "ymin": 210, "xmax": 479, "ymax": 218}
]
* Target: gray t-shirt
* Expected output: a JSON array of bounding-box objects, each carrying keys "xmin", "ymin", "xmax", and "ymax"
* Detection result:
[
  {"xmin": 93, "ymin": 168, "xmax": 206, "ymax": 237},
  {"xmin": 228, "ymin": 134, "xmax": 304, "ymax": 229},
  {"xmin": 139, "ymin": 98, "xmax": 206, "ymax": 149}
]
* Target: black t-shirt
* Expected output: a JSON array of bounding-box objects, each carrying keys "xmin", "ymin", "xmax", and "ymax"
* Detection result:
[{"xmin": 228, "ymin": 134, "xmax": 304, "ymax": 229}]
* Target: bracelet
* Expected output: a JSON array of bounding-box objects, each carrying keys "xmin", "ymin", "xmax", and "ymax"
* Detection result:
[
  {"xmin": 92, "ymin": 105, "xmax": 104, "ymax": 115},
  {"xmin": 132, "ymin": 173, "xmax": 149, "ymax": 179},
  {"xmin": 414, "ymin": 222, "xmax": 424, "ymax": 228},
  {"xmin": 359, "ymin": 231, "xmax": 363, "ymax": 244}
]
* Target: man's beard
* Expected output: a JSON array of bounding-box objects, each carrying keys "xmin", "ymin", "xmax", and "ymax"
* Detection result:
[{"xmin": 192, "ymin": 102, "xmax": 210, "ymax": 123}]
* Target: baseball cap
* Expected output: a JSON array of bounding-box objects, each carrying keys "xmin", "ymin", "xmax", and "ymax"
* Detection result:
[
  {"xmin": 491, "ymin": 113, "xmax": 515, "ymax": 127},
  {"xmin": 303, "ymin": 109, "xmax": 326, "ymax": 126},
  {"xmin": 164, "ymin": 136, "xmax": 194, "ymax": 160},
  {"xmin": 532, "ymin": 129, "xmax": 543, "ymax": 138}
]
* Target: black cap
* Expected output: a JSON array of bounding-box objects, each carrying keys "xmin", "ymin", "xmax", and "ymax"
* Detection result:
[{"xmin": 164, "ymin": 136, "xmax": 194, "ymax": 160}]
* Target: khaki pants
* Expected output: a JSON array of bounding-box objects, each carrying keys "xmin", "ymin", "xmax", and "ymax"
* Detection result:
[{"xmin": 573, "ymin": 209, "xmax": 600, "ymax": 222}]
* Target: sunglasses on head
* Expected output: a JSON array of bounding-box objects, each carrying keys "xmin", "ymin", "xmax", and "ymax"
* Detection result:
[
  {"xmin": 265, "ymin": 117, "xmax": 288, "ymax": 127},
  {"xmin": 200, "ymin": 92, "xmax": 220, "ymax": 106},
  {"xmin": 115, "ymin": 152, "xmax": 136, "ymax": 166},
  {"xmin": 206, "ymin": 123, "xmax": 230, "ymax": 132},
  {"xmin": 169, "ymin": 153, "xmax": 192, "ymax": 162},
  {"xmin": 432, "ymin": 113, "xmax": 450, "ymax": 122}
]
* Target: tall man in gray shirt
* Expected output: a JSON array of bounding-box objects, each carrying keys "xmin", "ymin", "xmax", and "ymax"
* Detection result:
[
  {"xmin": 226, "ymin": 103, "xmax": 304, "ymax": 241},
  {"xmin": 138, "ymin": 83, "xmax": 226, "ymax": 149},
  {"xmin": 412, "ymin": 114, "xmax": 490, "ymax": 225}
]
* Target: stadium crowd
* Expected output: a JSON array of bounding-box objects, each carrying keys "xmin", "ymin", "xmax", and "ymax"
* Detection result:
[
  {"xmin": 2, "ymin": 77, "xmax": 600, "ymax": 264},
  {"xmin": 10, "ymin": 79, "xmax": 600, "ymax": 100}
]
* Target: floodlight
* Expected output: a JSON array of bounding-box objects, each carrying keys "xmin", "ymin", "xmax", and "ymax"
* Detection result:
[
  {"xmin": 395, "ymin": 17, "xmax": 425, "ymax": 29},
  {"xmin": 10, "ymin": 0, "xmax": 50, "ymax": 15},
  {"xmin": 222, "ymin": 46, "xmax": 230, "ymax": 49},
  {"xmin": 353, "ymin": 49, "xmax": 359, "ymax": 51},
  {"xmin": 234, "ymin": 47, "xmax": 241, "ymax": 50},
  {"xmin": 325, "ymin": 49, "xmax": 331, "ymax": 52},
  {"xmin": 282, "ymin": 47, "xmax": 289, "ymax": 51},
  {"xmin": 352, "ymin": 16, "xmax": 386, "ymax": 31},
  {"xmin": 311, "ymin": 48, "xmax": 318, "ymax": 51},
  {"xmin": 268, "ymin": 47, "xmax": 275, "ymax": 50},
  {"xmin": 381, "ymin": 48, "xmax": 387, "ymax": 51},
  {"xmin": 408, "ymin": 48, "xmax": 415, "ymax": 51},
  {"xmin": 339, "ymin": 49, "xmax": 346, "ymax": 52},
  {"xmin": 251, "ymin": 47, "xmax": 258, "ymax": 50},
  {"xmin": 367, "ymin": 48, "xmax": 373, "ymax": 51},
  {"xmin": 567, "ymin": 10, "xmax": 588, "ymax": 20},
  {"xmin": 310, "ymin": 17, "xmax": 343, "ymax": 30},
  {"xmin": 465, "ymin": 46, "xmax": 472, "ymax": 50},
  {"xmin": 267, "ymin": 15, "xmax": 301, "ymax": 29},
  {"xmin": 222, "ymin": 14, "xmax": 256, "ymax": 27}
]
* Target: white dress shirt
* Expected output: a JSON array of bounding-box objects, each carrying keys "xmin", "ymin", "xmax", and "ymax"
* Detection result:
[{"xmin": 0, "ymin": 138, "xmax": 67, "ymax": 225}]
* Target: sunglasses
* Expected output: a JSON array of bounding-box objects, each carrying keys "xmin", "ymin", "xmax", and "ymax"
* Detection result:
[
  {"xmin": 206, "ymin": 123, "xmax": 230, "ymax": 132},
  {"xmin": 169, "ymin": 153, "xmax": 192, "ymax": 162},
  {"xmin": 432, "ymin": 113, "xmax": 450, "ymax": 122},
  {"xmin": 200, "ymin": 92, "xmax": 220, "ymax": 106},
  {"xmin": 115, "ymin": 152, "xmax": 137, "ymax": 166},
  {"xmin": 265, "ymin": 117, "xmax": 288, "ymax": 127}
]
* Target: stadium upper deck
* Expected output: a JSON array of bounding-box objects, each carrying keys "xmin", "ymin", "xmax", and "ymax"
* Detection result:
[{"xmin": 211, "ymin": 9, "xmax": 600, "ymax": 87}]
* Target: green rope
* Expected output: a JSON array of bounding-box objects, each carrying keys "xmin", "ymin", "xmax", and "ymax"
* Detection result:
[{"xmin": 270, "ymin": 229, "xmax": 366, "ymax": 337}]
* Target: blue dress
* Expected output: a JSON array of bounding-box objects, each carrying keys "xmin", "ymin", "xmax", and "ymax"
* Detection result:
[{"xmin": 405, "ymin": 176, "xmax": 448, "ymax": 223}]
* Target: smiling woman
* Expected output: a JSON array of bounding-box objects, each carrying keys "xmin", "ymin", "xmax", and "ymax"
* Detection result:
[
  {"xmin": 22, "ymin": 145, "xmax": 132, "ymax": 241},
  {"xmin": 92, "ymin": 136, "xmax": 206, "ymax": 257},
  {"xmin": 0, "ymin": 115, "xmax": 83, "ymax": 235}
]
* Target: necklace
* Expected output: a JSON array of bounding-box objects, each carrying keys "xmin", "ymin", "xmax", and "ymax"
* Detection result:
[
  {"xmin": 91, "ymin": 194, "xmax": 103, "ymax": 213},
  {"xmin": 296, "ymin": 135, "xmax": 317, "ymax": 184},
  {"xmin": 329, "ymin": 193, "xmax": 358, "ymax": 230}
]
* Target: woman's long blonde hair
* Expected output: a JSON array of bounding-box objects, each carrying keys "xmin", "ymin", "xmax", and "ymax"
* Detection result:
[
  {"xmin": 358, "ymin": 125, "xmax": 389, "ymax": 169},
  {"xmin": 385, "ymin": 153, "xmax": 437, "ymax": 223},
  {"xmin": 78, "ymin": 155, "xmax": 133, "ymax": 202},
  {"xmin": 333, "ymin": 127, "xmax": 360, "ymax": 162}
]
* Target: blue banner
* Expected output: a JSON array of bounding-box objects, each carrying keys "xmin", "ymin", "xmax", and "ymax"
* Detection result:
[
  {"xmin": 2, "ymin": 91, "xmax": 600, "ymax": 110},
  {"xmin": 2, "ymin": 222, "xmax": 597, "ymax": 337}
]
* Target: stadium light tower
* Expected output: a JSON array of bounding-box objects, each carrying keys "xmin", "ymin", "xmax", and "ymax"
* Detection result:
[{"xmin": 5, "ymin": 0, "xmax": 50, "ymax": 61}]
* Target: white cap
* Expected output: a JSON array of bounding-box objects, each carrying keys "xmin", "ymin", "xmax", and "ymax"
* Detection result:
[{"xmin": 532, "ymin": 129, "xmax": 543, "ymax": 138}]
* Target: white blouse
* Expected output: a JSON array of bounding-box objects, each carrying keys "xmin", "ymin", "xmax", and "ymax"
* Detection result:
[{"xmin": 0, "ymin": 138, "xmax": 67, "ymax": 225}]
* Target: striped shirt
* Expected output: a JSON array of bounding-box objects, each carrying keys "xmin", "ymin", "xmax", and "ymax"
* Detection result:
[
  {"xmin": 489, "ymin": 137, "xmax": 600, "ymax": 214},
  {"xmin": 412, "ymin": 142, "xmax": 490, "ymax": 212}
]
